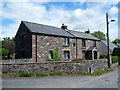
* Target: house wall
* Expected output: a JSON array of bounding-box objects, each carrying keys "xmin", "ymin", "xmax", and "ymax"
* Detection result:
[
  {"xmin": 32, "ymin": 34, "xmax": 77, "ymax": 62},
  {"xmin": 77, "ymin": 39, "xmax": 100, "ymax": 59},
  {"xmin": 15, "ymin": 23, "xmax": 32, "ymax": 59}
]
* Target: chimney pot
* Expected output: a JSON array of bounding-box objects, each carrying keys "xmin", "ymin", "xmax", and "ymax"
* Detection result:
[
  {"xmin": 85, "ymin": 29, "xmax": 90, "ymax": 34},
  {"xmin": 61, "ymin": 23, "xmax": 67, "ymax": 30}
]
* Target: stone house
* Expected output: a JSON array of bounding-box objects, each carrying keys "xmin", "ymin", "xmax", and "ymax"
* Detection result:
[{"xmin": 15, "ymin": 21, "xmax": 100, "ymax": 62}]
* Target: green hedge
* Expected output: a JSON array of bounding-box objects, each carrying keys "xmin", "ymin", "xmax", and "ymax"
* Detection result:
[
  {"xmin": 112, "ymin": 48, "xmax": 120, "ymax": 57},
  {"xmin": 112, "ymin": 56, "xmax": 120, "ymax": 63}
]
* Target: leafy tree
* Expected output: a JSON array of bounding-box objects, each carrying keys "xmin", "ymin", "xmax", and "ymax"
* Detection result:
[
  {"xmin": 1, "ymin": 48, "xmax": 10, "ymax": 59},
  {"xmin": 91, "ymin": 31, "xmax": 106, "ymax": 40},
  {"xmin": 1, "ymin": 37, "xmax": 15, "ymax": 59},
  {"xmin": 112, "ymin": 39, "xmax": 120, "ymax": 44},
  {"xmin": 112, "ymin": 48, "xmax": 120, "ymax": 57},
  {"xmin": 4, "ymin": 41, "xmax": 15, "ymax": 55},
  {"xmin": 2, "ymin": 37, "xmax": 11, "ymax": 48}
]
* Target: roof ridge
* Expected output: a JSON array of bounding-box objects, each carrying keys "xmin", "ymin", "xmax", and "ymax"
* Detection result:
[{"xmin": 22, "ymin": 20, "xmax": 64, "ymax": 30}]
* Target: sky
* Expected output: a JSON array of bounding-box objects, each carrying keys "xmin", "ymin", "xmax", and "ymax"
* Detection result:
[{"xmin": 0, "ymin": 0, "xmax": 119, "ymax": 41}]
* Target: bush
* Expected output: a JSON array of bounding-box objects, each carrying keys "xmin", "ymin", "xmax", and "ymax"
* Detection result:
[
  {"xmin": 71, "ymin": 58, "xmax": 86, "ymax": 61},
  {"xmin": 112, "ymin": 48, "xmax": 120, "ymax": 57},
  {"xmin": 99, "ymin": 55, "xmax": 107, "ymax": 59},
  {"xmin": 46, "ymin": 47, "xmax": 62, "ymax": 62},
  {"xmin": 53, "ymin": 48, "xmax": 62, "ymax": 61},
  {"xmin": 112, "ymin": 56, "xmax": 120, "ymax": 63}
]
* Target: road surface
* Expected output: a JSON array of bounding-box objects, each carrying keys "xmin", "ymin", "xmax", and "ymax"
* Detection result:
[{"xmin": 2, "ymin": 69, "xmax": 119, "ymax": 88}]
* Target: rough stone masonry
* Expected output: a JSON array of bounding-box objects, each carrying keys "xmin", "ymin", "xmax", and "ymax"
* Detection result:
[{"xmin": 2, "ymin": 59, "xmax": 108, "ymax": 74}]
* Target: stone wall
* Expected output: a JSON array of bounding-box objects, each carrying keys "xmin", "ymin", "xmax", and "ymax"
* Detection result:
[{"xmin": 2, "ymin": 59, "xmax": 108, "ymax": 74}]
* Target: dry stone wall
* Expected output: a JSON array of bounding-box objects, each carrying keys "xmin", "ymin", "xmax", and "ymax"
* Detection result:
[{"xmin": 2, "ymin": 59, "xmax": 108, "ymax": 74}]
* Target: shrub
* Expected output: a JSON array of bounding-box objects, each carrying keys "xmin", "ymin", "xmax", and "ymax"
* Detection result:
[
  {"xmin": 71, "ymin": 58, "xmax": 86, "ymax": 61},
  {"xmin": 99, "ymin": 55, "xmax": 107, "ymax": 59},
  {"xmin": 46, "ymin": 47, "xmax": 62, "ymax": 62},
  {"xmin": 53, "ymin": 48, "xmax": 62, "ymax": 61},
  {"xmin": 112, "ymin": 56, "xmax": 120, "ymax": 63},
  {"xmin": 112, "ymin": 48, "xmax": 120, "ymax": 57}
]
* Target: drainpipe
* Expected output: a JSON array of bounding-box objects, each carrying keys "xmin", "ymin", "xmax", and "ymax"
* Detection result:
[
  {"xmin": 76, "ymin": 38, "xmax": 77, "ymax": 59},
  {"xmin": 35, "ymin": 34, "xmax": 37, "ymax": 62}
]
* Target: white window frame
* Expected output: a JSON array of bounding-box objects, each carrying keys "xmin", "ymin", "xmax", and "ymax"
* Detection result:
[
  {"xmin": 63, "ymin": 51, "xmax": 70, "ymax": 59},
  {"xmin": 63, "ymin": 38, "xmax": 69, "ymax": 46}
]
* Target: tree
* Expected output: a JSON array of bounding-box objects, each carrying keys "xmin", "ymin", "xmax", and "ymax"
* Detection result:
[
  {"xmin": 112, "ymin": 48, "xmax": 120, "ymax": 57},
  {"xmin": 4, "ymin": 41, "xmax": 15, "ymax": 55},
  {"xmin": 1, "ymin": 37, "xmax": 15, "ymax": 59},
  {"xmin": 1, "ymin": 48, "xmax": 10, "ymax": 59},
  {"xmin": 91, "ymin": 31, "xmax": 106, "ymax": 40},
  {"xmin": 2, "ymin": 37, "xmax": 11, "ymax": 48},
  {"xmin": 112, "ymin": 39, "xmax": 120, "ymax": 44}
]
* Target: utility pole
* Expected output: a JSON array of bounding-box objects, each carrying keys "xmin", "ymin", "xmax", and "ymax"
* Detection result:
[
  {"xmin": 106, "ymin": 13, "xmax": 110, "ymax": 68},
  {"xmin": 106, "ymin": 13, "xmax": 115, "ymax": 68}
]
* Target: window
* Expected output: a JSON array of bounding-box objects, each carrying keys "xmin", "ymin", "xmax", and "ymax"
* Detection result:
[
  {"xmin": 93, "ymin": 41, "xmax": 96, "ymax": 47},
  {"xmin": 63, "ymin": 51, "xmax": 70, "ymax": 59},
  {"xmin": 63, "ymin": 38, "xmax": 69, "ymax": 46},
  {"xmin": 82, "ymin": 39, "xmax": 86, "ymax": 47},
  {"xmin": 49, "ymin": 51, "xmax": 53, "ymax": 59}
]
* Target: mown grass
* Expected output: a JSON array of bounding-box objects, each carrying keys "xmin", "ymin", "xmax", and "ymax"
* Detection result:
[{"xmin": 2, "ymin": 68, "xmax": 114, "ymax": 78}]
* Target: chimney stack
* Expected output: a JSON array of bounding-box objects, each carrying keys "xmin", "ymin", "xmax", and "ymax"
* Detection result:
[
  {"xmin": 61, "ymin": 23, "xmax": 67, "ymax": 30},
  {"xmin": 85, "ymin": 29, "xmax": 90, "ymax": 34}
]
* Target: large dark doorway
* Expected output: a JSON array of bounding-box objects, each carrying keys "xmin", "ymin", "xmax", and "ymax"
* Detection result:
[
  {"xmin": 94, "ymin": 51, "xmax": 97, "ymax": 59},
  {"xmin": 85, "ymin": 51, "xmax": 92, "ymax": 60},
  {"xmin": 21, "ymin": 51, "xmax": 25, "ymax": 58}
]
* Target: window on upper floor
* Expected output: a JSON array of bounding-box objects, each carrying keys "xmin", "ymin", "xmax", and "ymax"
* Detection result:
[
  {"xmin": 93, "ymin": 41, "xmax": 96, "ymax": 47},
  {"xmin": 82, "ymin": 39, "xmax": 86, "ymax": 47},
  {"xmin": 63, "ymin": 38, "xmax": 69, "ymax": 46},
  {"xmin": 63, "ymin": 51, "xmax": 70, "ymax": 59}
]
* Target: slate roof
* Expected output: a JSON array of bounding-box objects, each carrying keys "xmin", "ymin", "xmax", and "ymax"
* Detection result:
[
  {"xmin": 67, "ymin": 30, "xmax": 100, "ymax": 40},
  {"xmin": 22, "ymin": 21, "xmax": 74, "ymax": 38},
  {"xmin": 100, "ymin": 40, "xmax": 118, "ymax": 55},
  {"xmin": 101, "ymin": 40, "xmax": 118, "ymax": 51},
  {"xmin": 22, "ymin": 21, "xmax": 100, "ymax": 40}
]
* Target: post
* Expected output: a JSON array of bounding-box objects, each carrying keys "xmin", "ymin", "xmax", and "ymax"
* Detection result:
[{"xmin": 106, "ymin": 13, "xmax": 110, "ymax": 68}]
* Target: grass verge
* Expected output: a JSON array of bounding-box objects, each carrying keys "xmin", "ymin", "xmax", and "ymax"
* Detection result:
[{"xmin": 2, "ymin": 68, "xmax": 114, "ymax": 78}]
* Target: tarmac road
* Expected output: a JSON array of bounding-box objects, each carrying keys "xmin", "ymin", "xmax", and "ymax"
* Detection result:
[{"xmin": 2, "ymin": 68, "xmax": 119, "ymax": 88}]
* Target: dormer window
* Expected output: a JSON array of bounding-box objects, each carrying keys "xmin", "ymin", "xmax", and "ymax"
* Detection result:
[{"xmin": 63, "ymin": 38, "xmax": 69, "ymax": 46}]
